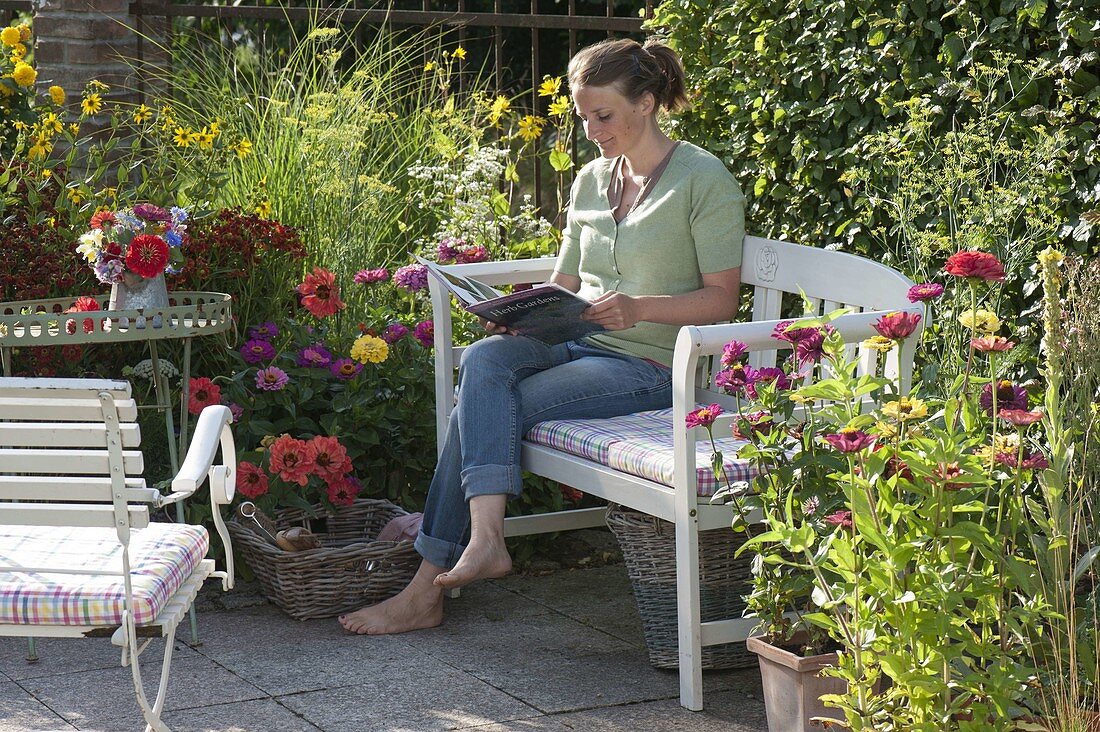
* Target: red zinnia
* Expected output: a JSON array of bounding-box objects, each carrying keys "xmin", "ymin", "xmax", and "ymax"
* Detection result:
[
  {"xmin": 298, "ymin": 267, "xmax": 346, "ymax": 318},
  {"xmin": 268, "ymin": 436, "xmax": 317, "ymax": 487},
  {"xmin": 873, "ymin": 311, "xmax": 922, "ymax": 341},
  {"xmin": 125, "ymin": 234, "xmax": 170, "ymax": 278},
  {"xmin": 944, "ymin": 250, "xmax": 1006, "ymax": 282},
  {"xmin": 90, "ymin": 210, "xmax": 116, "ymax": 229},
  {"xmin": 236, "ymin": 461, "xmax": 270, "ymax": 499},
  {"xmin": 310, "ymin": 435, "xmax": 352, "ymax": 481},
  {"xmin": 187, "ymin": 377, "xmax": 222, "ymax": 415},
  {"xmin": 64, "ymin": 296, "xmax": 101, "ymax": 334},
  {"xmin": 326, "ymin": 473, "xmax": 361, "ymax": 507}
]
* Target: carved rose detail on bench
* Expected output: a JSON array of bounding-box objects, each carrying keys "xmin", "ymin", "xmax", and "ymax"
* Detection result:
[{"xmin": 755, "ymin": 245, "xmax": 778, "ymax": 282}]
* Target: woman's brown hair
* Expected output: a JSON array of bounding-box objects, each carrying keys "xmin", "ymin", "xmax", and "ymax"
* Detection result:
[{"xmin": 567, "ymin": 37, "xmax": 690, "ymax": 113}]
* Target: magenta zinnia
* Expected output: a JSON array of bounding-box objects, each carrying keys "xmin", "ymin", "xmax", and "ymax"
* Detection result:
[
  {"xmin": 907, "ymin": 282, "xmax": 945, "ymax": 303},
  {"xmin": 873, "ymin": 311, "xmax": 922, "ymax": 341},
  {"xmin": 823, "ymin": 428, "xmax": 875, "ymax": 453},
  {"xmin": 125, "ymin": 234, "xmax": 170, "ymax": 278},
  {"xmin": 255, "ymin": 366, "xmax": 289, "ymax": 391},
  {"xmin": 686, "ymin": 404, "xmax": 722, "ymax": 429},
  {"xmin": 720, "ymin": 340, "xmax": 748, "ymax": 366},
  {"xmin": 823, "ymin": 510, "xmax": 853, "ymax": 529},
  {"xmin": 980, "ymin": 380, "xmax": 1028, "ymax": 414}
]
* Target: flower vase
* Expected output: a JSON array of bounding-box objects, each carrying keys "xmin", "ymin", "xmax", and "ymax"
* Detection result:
[{"xmin": 109, "ymin": 272, "xmax": 169, "ymax": 329}]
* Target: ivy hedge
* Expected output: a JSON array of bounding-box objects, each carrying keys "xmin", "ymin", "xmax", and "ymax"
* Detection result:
[{"xmin": 649, "ymin": 0, "xmax": 1099, "ymax": 260}]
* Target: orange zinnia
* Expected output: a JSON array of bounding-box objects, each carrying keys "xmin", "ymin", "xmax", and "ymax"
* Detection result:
[{"xmin": 298, "ymin": 267, "xmax": 345, "ymax": 318}]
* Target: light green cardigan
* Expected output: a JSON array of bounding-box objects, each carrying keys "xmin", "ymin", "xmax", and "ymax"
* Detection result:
[{"xmin": 555, "ymin": 141, "xmax": 746, "ymax": 367}]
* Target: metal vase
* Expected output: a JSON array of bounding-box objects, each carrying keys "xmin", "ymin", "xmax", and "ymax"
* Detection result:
[{"xmin": 108, "ymin": 272, "xmax": 169, "ymax": 329}]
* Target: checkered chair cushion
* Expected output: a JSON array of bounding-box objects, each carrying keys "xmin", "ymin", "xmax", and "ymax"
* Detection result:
[
  {"xmin": 0, "ymin": 522, "xmax": 209, "ymax": 626},
  {"xmin": 525, "ymin": 407, "xmax": 757, "ymax": 497}
]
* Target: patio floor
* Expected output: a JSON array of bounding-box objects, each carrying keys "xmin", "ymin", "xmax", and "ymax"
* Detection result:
[{"xmin": 0, "ymin": 554, "xmax": 769, "ymax": 732}]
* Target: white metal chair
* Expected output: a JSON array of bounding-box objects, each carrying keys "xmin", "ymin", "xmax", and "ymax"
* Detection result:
[
  {"xmin": 428, "ymin": 236, "xmax": 921, "ymax": 710},
  {"xmin": 0, "ymin": 377, "xmax": 236, "ymax": 732}
]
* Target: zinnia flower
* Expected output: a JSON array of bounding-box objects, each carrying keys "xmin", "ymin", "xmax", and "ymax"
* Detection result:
[
  {"xmin": 971, "ymin": 336, "xmax": 1014, "ymax": 353},
  {"xmin": 944, "ymin": 250, "xmax": 1006, "ymax": 282},
  {"xmin": 64, "ymin": 296, "xmax": 101, "ymax": 335},
  {"xmin": 746, "ymin": 367, "xmax": 791, "ymax": 398},
  {"xmin": 351, "ymin": 334, "xmax": 389, "ymax": 364},
  {"xmin": 720, "ymin": 340, "xmax": 748, "ymax": 367},
  {"xmin": 267, "ymin": 436, "xmax": 316, "ymax": 487},
  {"xmin": 326, "ymin": 474, "xmax": 361, "ymax": 507},
  {"xmin": 414, "ymin": 320, "xmax": 434, "ymax": 348},
  {"xmin": 240, "ymin": 338, "xmax": 276, "ymax": 365},
  {"xmin": 980, "ymin": 380, "xmax": 1028, "ymax": 415},
  {"xmin": 873, "ymin": 311, "xmax": 921, "ymax": 341},
  {"xmin": 296, "ymin": 342, "xmax": 333, "ymax": 368},
  {"xmin": 353, "ymin": 268, "xmax": 389, "ymax": 284},
  {"xmin": 823, "ymin": 428, "xmax": 875, "ymax": 453},
  {"xmin": 224, "ymin": 401, "xmax": 244, "ymax": 422},
  {"xmin": 685, "ymin": 404, "xmax": 722, "ymax": 430},
  {"xmin": 125, "ymin": 234, "xmax": 170, "ymax": 278},
  {"xmin": 715, "ymin": 363, "xmax": 755, "ymax": 396},
  {"xmin": 383, "ymin": 323, "xmax": 409, "ymax": 344},
  {"xmin": 255, "ymin": 366, "xmax": 289, "ymax": 391},
  {"xmin": 132, "ymin": 203, "xmax": 171, "ymax": 222},
  {"xmin": 934, "ymin": 461, "xmax": 965, "ymax": 490},
  {"xmin": 90, "ymin": 210, "xmax": 116, "ymax": 229},
  {"xmin": 823, "ymin": 510, "xmax": 853, "ymax": 529},
  {"xmin": 438, "ymin": 238, "xmax": 464, "ymax": 263},
  {"xmin": 187, "ymin": 377, "xmax": 221, "ymax": 415},
  {"xmin": 248, "ymin": 322, "xmax": 279, "ymax": 341},
  {"xmin": 958, "ymin": 309, "xmax": 1001, "ymax": 334},
  {"xmin": 862, "ymin": 336, "xmax": 895, "ymax": 353},
  {"xmin": 298, "ymin": 267, "xmax": 345, "ymax": 318},
  {"xmin": 310, "ymin": 435, "xmax": 352, "ymax": 481},
  {"xmin": 881, "ymin": 397, "xmax": 928, "ymax": 422},
  {"xmin": 907, "ymin": 282, "xmax": 945, "ymax": 303},
  {"xmin": 998, "ymin": 408, "xmax": 1043, "ymax": 427},
  {"xmin": 731, "ymin": 410, "xmax": 775, "ymax": 439},
  {"xmin": 236, "ymin": 462, "xmax": 269, "ymax": 499},
  {"xmin": 393, "ymin": 263, "xmax": 429, "ymax": 292},
  {"xmin": 794, "ymin": 330, "xmax": 827, "ymax": 365},
  {"xmin": 1021, "ymin": 452, "xmax": 1049, "ymax": 470},
  {"xmin": 330, "ymin": 358, "xmax": 363, "ymax": 380}
]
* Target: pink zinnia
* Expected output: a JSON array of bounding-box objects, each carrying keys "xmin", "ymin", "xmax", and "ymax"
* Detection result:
[
  {"xmin": 972, "ymin": 336, "xmax": 1014, "ymax": 353},
  {"xmin": 267, "ymin": 436, "xmax": 316, "ymax": 487},
  {"xmin": 393, "ymin": 264, "xmax": 429, "ymax": 292},
  {"xmin": 236, "ymin": 461, "xmax": 269, "ymax": 499},
  {"xmin": 873, "ymin": 311, "xmax": 922, "ymax": 341},
  {"xmin": 721, "ymin": 340, "xmax": 748, "ymax": 367},
  {"xmin": 414, "ymin": 320, "xmax": 434, "ymax": 348},
  {"xmin": 731, "ymin": 410, "xmax": 775, "ymax": 439},
  {"xmin": 823, "ymin": 428, "xmax": 875, "ymax": 453},
  {"xmin": 998, "ymin": 408, "xmax": 1043, "ymax": 427},
  {"xmin": 944, "ymin": 250, "xmax": 1006, "ymax": 282},
  {"xmin": 907, "ymin": 282, "xmax": 945, "ymax": 303},
  {"xmin": 255, "ymin": 366, "xmax": 289, "ymax": 391},
  {"xmin": 746, "ymin": 366, "xmax": 791, "ymax": 398},
  {"xmin": 823, "ymin": 510, "xmax": 853, "ymax": 529},
  {"xmin": 354, "ymin": 268, "xmax": 389, "ymax": 284},
  {"xmin": 310, "ymin": 435, "xmax": 352, "ymax": 481},
  {"xmin": 187, "ymin": 377, "xmax": 222, "ymax": 415},
  {"xmin": 326, "ymin": 473, "xmax": 361, "ymax": 507},
  {"xmin": 716, "ymin": 363, "xmax": 755, "ymax": 396},
  {"xmin": 298, "ymin": 267, "xmax": 346, "ymax": 318},
  {"xmin": 685, "ymin": 404, "xmax": 722, "ymax": 430}
]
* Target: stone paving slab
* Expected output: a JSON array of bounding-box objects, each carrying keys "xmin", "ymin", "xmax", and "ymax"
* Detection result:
[
  {"xmin": 163, "ymin": 699, "xmax": 322, "ymax": 732},
  {"xmin": 0, "ymin": 637, "xmax": 196, "ymax": 682},
  {"xmin": 0, "ymin": 681, "xmax": 76, "ymax": 732}
]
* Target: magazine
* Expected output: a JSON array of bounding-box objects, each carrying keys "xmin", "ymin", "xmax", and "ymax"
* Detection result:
[{"xmin": 415, "ymin": 255, "xmax": 606, "ymax": 345}]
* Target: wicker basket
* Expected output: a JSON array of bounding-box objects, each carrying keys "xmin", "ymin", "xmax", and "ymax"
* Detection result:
[
  {"xmin": 228, "ymin": 498, "xmax": 420, "ymax": 621},
  {"xmin": 606, "ymin": 504, "xmax": 756, "ymax": 670}
]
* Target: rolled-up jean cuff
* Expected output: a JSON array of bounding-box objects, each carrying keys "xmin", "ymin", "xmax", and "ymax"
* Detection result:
[
  {"xmin": 461, "ymin": 464, "xmax": 521, "ymax": 499},
  {"xmin": 414, "ymin": 529, "xmax": 465, "ymax": 570}
]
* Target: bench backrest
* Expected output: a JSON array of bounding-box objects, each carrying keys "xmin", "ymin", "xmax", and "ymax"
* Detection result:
[{"xmin": 0, "ymin": 377, "xmax": 157, "ymax": 538}]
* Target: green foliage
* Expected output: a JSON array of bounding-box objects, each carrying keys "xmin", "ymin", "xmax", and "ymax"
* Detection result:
[{"xmin": 649, "ymin": 0, "xmax": 1098, "ymax": 259}]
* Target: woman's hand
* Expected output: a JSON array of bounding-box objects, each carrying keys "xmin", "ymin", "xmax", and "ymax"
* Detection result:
[
  {"xmin": 478, "ymin": 317, "xmax": 514, "ymax": 336},
  {"xmin": 581, "ymin": 291, "xmax": 644, "ymax": 331}
]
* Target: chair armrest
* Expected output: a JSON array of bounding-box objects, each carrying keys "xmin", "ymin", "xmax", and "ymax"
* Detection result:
[{"xmin": 165, "ymin": 404, "xmax": 236, "ymax": 501}]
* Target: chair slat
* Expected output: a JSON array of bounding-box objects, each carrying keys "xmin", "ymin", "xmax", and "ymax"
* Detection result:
[
  {"xmin": 0, "ymin": 397, "xmax": 139, "ymax": 422},
  {"xmin": 0, "ymin": 476, "xmax": 155, "ymax": 503},
  {"xmin": 748, "ymin": 287, "xmax": 782, "ymax": 369},
  {"xmin": 0, "ymin": 449, "xmax": 143, "ymax": 476},
  {"xmin": 0, "ymin": 423, "xmax": 140, "ymax": 448},
  {"xmin": 0, "ymin": 503, "xmax": 149, "ymax": 529},
  {"xmin": 0, "ymin": 378, "xmax": 131, "ymax": 399}
]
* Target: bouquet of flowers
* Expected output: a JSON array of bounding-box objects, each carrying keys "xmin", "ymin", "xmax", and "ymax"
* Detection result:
[{"xmin": 76, "ymin": 203, "xmax": 189, "ymax": 284}]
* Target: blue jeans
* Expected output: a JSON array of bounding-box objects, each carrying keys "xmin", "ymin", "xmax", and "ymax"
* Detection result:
[{"xmin": 414, "ymin": 335, "xmax": 673, "ymax": 569}]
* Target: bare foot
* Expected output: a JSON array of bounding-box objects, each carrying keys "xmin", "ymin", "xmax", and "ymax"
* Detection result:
[
  {"xmin": 433, "ymin": 535, "xmax": 512, "ymax": 589},
  {"xmin": 338, "ymin": 583, "xmax": 443, "ymax": 635}
]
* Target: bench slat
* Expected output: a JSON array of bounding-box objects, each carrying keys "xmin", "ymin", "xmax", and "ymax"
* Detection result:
[
  {"xmin": 0, "ymin": 503, "xmax": 149, "ymax": 529},
  {"xmin": 0, "ymin": 476, "xmax": 155, "ymax": 503},
  {"xmin": 0, "ymin": 449, "xmax": 143, "ymax": 476},
  {"xmin": 0, "ymin": 378, "xmax": 131, "ymax": 399},
  {"xmin": 0, "ymin": 423, "xmax": 140, "ymax": 448},
  {"xmin": 0, "ymin": 397, "xmax": 139, "ymax": 422}
]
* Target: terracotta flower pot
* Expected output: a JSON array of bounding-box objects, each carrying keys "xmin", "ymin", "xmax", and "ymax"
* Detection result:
[{"xmin": 746, "ymin": 633, "xmax": 846, "ymax": 732}]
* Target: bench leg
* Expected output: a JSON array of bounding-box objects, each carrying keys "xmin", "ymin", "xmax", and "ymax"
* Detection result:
[
  {"xmin": 675, "ymin": 510, "xmax": 704, "ymax": 711},
  {"xmin": 118, "ymin": 611, "xmax": 176, "ymax": 732}
]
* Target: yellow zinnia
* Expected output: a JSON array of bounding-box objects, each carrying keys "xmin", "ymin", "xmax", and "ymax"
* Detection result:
[
  {"xmin": 81, "ymin": 93, "xmax": 103, "ymax": 116},
  {"xmin": 538, "ymin": 75, "xmax": 562, "ymax": 98},
  {"xmin": 48, "ymin": 85, "xmax": 65, "ymax": 105},
  {"xmin": 862, "ymin": 335, "xmax": 895, "ymax": 352},
  {"xmin": 351, "ymin": 335, "xmax": 389, "ymax": 364},
  {"xmin": 12, "ymin": 61, "xmax": 35, "ymax": 87},
  {"xmin": 0, "ymin": 27, "xmax": 19, "ymax": 46},
  {"xmin": 958, "ymin": 309, "xmax": 1001, "ymax": 334},
  {"xmin": 881, "ymin": 397, "xmax": 928, "ymax": 422}
]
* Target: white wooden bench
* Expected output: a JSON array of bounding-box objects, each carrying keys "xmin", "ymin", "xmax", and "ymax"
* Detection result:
[
  {"xmin": 0, "ymin": 377, "xmax": 237, "ymax": 732},
  {"xmin": 428, "ymin": 236, "xmax": 920, "ymax": 711}
]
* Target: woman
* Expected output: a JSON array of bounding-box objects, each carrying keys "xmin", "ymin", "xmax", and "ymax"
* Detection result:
[{"xmin": 339, "ymin": 37, "xmax": 745, "ymax": 635}]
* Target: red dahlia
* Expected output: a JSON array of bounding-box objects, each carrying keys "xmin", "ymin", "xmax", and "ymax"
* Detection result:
[
  {"xmin": 944, "ymin": 250, "xmax": 1006, "ymax": 282},
  {"xmin": 125, "ymin": 234, "xmax": 170, "ymax": 278}
]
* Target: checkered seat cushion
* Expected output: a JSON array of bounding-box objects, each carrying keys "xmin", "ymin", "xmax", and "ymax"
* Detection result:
[
  {"xmin": 526, "ymin": 408, "xmax": 757, "ymax": 497},
  {"xmin": 0, "ymin": 522, "xmax": 209, "ymax": 626}
]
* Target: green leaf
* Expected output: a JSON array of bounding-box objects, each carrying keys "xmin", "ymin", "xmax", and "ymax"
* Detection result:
[{"xmin": 548, "ymin": 149, "xmax": 574, "ymax": 172}]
